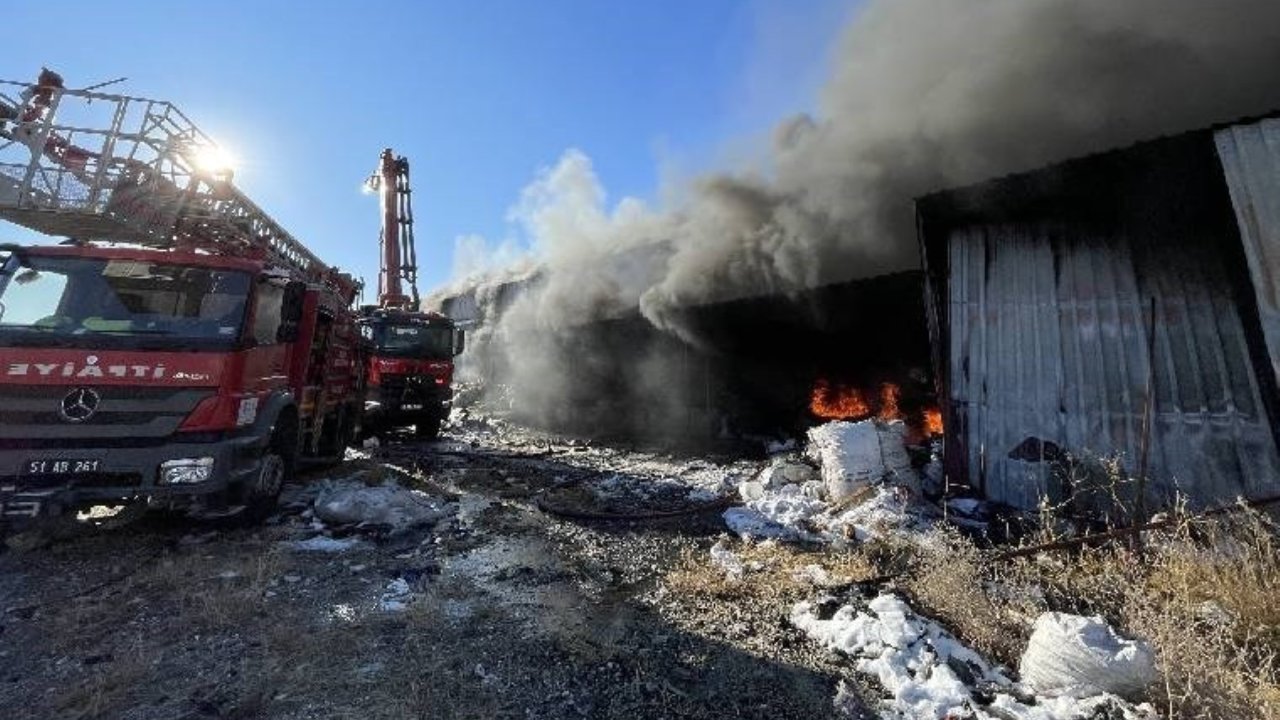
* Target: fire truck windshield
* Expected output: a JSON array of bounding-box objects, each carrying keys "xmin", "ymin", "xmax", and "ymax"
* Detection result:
[
  {"xmin": 0, "ymin": 253, "xmax": 250, "ymax": 350},
  {"xmin": 374, "ymin": 322, "xmax": 453, "ymax": 360}
]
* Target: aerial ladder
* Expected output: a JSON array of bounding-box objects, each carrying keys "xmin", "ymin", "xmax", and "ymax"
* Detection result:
[{"xmin": 0, "ymin": 68, "xmax": 358, "ymax": 303}]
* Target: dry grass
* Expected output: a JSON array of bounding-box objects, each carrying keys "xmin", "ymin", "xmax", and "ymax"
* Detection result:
[
  {"xmin": 128, "ymin": 547, "xmax": 284, "ymax": 631},
  {"xmin": 32, "ymin": 545, "xmax": 286, "ymax": 718},
  {"xmin": 1122, "ymin": 509, "xmax": 1280, "ymax": 719},
  {"xmin": 665, "ymin": 465, "xmax": 1280, "ymax": 720},
  {"xmin": 664, "ymin": 539, "xmax": 877, "ymax": 604},
  {"xmin": 900, "ymin": 527, "xmax": 1040, "ymax": 662},
  {"xmin": 881, "ymin": 501, "xmax": 1280, "ymax": 720},
  {"xmin": 55, "ymin": 654, "xmax": 151, "ymax": 719}
]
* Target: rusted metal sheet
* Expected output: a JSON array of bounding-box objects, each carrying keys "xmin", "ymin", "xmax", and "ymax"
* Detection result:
[
  {"xmin": 1216, "ymin": 118, "xmax": 1280, "ymax": 387},
  {"xmin": 925, "ymin": 130, "xmax": 1280, "ymax": 511}
]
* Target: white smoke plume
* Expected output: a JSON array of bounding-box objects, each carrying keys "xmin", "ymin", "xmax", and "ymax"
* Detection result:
[{"xmin": 444, "ymin": 0, "xmax": 1280, "ymax": 435}]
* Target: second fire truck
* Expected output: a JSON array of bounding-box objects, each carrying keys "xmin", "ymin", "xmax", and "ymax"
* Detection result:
[{"xmin": 359, "ymin": 149, "xmax": 463, "ymax": 439}]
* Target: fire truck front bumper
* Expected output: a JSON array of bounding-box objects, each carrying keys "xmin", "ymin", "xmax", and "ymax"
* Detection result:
[
  {"xmin": 366, "ymin": 380, "xmax": 452, "ymax": 423},
  {"xmin": 0, "ymin": 434, "xmax": 266, "ymax": 520}
]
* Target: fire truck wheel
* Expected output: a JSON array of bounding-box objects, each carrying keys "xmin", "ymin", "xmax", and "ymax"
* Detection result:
[
  {"xmin": 241, "ymin": 416, "xmax": 297, "ymax": 523},
  {"xmin": 415, "ymin": 414, "xmax": 442, "ymax": 439}
]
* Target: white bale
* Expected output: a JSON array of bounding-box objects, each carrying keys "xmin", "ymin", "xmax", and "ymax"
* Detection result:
[
  {"xmin": 1019, "ymin": 612, "xmax": 1156, "ymax": 701},
  {"xmin": 805, "ymin": 420, "xmax": 914, "ymax": 501},
  {"xmin": 877, "ymin": 421, "xmax": 914, "ymax": 477}
]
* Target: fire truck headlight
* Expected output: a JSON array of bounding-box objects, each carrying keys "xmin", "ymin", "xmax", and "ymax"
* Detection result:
[
  {"xmin": 236, "ymin": 397, "xmax": 260, "ymax": 427},
  {"xmin": 159, "ymin": 457, "xmax": 215, "ymax": 485}
]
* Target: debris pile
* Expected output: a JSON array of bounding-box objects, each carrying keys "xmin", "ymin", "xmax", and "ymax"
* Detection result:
[
  {"xmin": 313, "ymin": 478, "xmax": 454, "ymax": 533},
  {"xmin": 723, "ymin": 419, "xmax": 931, "ymax": 543},
  {"xmin": 806, "ymin": 420, "xmax": 915, "ymax": 500}
]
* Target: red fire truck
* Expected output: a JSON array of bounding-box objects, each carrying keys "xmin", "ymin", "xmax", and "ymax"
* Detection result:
[
  {"xmin": 0, "ymin": 71, "xmax": 364, "ymax": 523},
  {"xmin": 359, "ymin": 149, "xmax": 463, "ymax": 439}
]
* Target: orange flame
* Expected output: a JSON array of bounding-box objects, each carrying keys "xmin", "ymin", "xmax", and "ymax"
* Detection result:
[
  {"xmin": 810, "ymin": 378, "xmax": 942, "ymax": 437},
  {"xmin": 924, "ymin": 408, "xmax": 943, "ymax": 436},
  {"xmin": 878, "ymin": 383, "xmax": 902, "ymax": 421},
  {"xmin": 810, "ymin": 379, "xmax": 871, "ymax": 420}
]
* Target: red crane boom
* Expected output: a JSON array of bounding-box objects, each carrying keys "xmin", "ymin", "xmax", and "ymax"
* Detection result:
[{"xmin": 370, "ymin": 149, "xmax": 418, "ymax": 309}]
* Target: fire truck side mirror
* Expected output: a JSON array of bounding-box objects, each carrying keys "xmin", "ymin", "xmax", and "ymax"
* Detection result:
[
  {"xmin": 276, "ymin": 280, "xmax": 307, "ymax": 342},
  {"xmin": 453, "ymin": 329, "xmax": 466, "ymax": 356}
]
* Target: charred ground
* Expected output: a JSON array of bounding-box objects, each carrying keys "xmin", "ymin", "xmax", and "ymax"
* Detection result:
[{"xmin": 0, "ymin": 416, "xmax": 874, "ymax": 720}]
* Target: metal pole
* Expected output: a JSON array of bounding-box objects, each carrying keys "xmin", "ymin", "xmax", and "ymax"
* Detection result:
[{"xmin": 1136, "ymin": 297, "xmax": 1158, "ymax": 531}]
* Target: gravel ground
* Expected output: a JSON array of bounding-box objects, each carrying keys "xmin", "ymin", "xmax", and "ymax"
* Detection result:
[{"xmin": 0, "ymin": 415, "xmax": 875, "ymax": 719}]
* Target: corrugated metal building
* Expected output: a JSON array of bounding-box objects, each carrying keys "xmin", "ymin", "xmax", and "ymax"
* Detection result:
[{"xmin": 918, "ymin": 115, "xmax": 1280, "ymax": 511}]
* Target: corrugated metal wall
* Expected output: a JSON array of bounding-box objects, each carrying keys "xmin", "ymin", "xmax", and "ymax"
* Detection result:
[
  {"xmin": 1216, "ymin": 118, "xmax": 1280, "ymax": 388},
  {"xmin": 943, "ymin": 135, "xmax": 1280, "ymax": 510}
]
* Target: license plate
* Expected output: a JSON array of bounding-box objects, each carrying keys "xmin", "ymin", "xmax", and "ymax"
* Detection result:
[
  {"xmin": 23, "ymin": 458, "xmax": 100, "ymax": 475},
  {"xmin": 402, "ymin": 404, "xmax": 423, "ymax": 410}
]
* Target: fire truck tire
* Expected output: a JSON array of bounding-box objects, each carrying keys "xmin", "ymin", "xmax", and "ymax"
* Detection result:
[
  {"xmin": 241, "ymin": 413, "xmax": 297, "ymax": 523},
  {"xmin": 415, "ymin": 413, "xmax": 442, "ymax": 439}
]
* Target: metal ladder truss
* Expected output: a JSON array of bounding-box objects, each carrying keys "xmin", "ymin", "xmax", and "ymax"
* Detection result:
[{"xmin": 0, "ymin": 75, "xmax": 356, "ymax": 299}]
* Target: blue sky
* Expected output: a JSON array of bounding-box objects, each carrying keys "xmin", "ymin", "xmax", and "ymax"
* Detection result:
[{"xmin": 4, "ymin": 0, "xmax": 852, "ymax": 296}]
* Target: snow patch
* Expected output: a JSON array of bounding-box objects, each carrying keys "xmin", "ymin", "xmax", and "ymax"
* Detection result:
[
  {"xmin": 757, "ymin": 457, "xmax": 817, "ymax": 489},
  {"xmin": 724, "ymin": 484, "xmax": 826, "ymax": 541},
  {"xmin": 726, "ymin": 482, "xmax": 925, "ymax": 543},
  {"xmin": 288, "ymin": 535, "xmax": 364, "ymax": 553},
  {"xmin": 379, "ymin": 577, "xmax": 413, "ymax": 612},
  {"xmin": 710, "ymin": 539, "xmax": 755, "ymax": 579},
  {"xmin": 792, "ymin": 594, "xmax": 1157, "ymax": 720}
]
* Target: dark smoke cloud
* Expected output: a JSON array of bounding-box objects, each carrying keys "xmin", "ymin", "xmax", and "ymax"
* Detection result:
[
  {"xmin": 640, "ymin": 0, "xmax": 1280, "ymax": 328},
  {"xmin": 446, "ymin": 0, "xmax": 1280, "ymax": 434}
]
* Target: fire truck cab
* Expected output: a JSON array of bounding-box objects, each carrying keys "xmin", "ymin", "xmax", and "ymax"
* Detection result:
[
  {"xmin": 0, "ymin": 245, "xmax": 363, "ymax": 522},
  {"xmin": 359, "ymin": 307, "xmax": 463, "ymax": 438}
]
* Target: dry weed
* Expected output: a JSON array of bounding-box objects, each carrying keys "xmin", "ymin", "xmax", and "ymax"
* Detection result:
[
  {"xmin": 55, "ymin": 654, "xmax": 151, "ymax": 719},
  {"xmin": 1121, "ymin": 509, "xmax": 1280, "ymax": 719},
  {"xmin": 663, "ymin": 540, "xmax": 876, "ymax": 604},
  {"xmin": 911, "ymin": 500, "xmax": 1280, "ymax": 719},
  {"xmin": 900, "ymin": 527, "xmax": 1041, "ymax": 662},
  {"xmin": 172, "ymin": 549, "xmax": 283, "ymax": 631}
]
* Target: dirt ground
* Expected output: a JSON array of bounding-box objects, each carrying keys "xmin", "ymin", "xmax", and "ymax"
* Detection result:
[{"xmin": 0, "ymin": 416, "xmax": 875, "ymax": 719}]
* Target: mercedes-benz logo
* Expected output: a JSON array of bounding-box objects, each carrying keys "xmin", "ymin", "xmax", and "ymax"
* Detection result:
[{"xmin": 59, "ymin": 387, "xmax": 101, "ymax": 423}]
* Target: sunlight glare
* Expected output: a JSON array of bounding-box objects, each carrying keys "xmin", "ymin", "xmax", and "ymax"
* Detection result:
[{"xmin": 194, "ymin": 144, "xmax": 237, "ymax": 176}]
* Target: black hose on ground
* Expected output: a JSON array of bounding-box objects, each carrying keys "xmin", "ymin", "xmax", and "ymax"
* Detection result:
[{"xmin": 534, "ymin": 495, "xmax": 737, "ymax": 522}]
